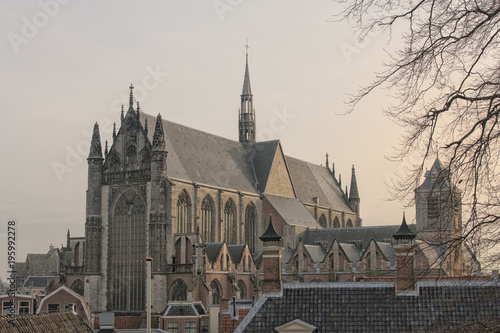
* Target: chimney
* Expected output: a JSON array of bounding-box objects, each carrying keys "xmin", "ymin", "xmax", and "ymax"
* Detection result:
[
  {"xmin": 393, "ymin": 213, "xmax": 417, "ymax": 292},
  {"xmin": 259, "ymin": 215, "xmax": 283, "ymax": 293}
]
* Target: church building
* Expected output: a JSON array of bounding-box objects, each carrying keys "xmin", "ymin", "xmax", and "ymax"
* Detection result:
[{"xmin": 74, "ymin": 51, "xmax": 361, "ymax": 315}]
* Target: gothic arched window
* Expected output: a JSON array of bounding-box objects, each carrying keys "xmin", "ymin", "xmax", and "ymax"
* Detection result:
[
  {"xmin": 109, "ymin": 153, "xmax": 121, "ymax": 172},
  {"xmin": 177, "ymin": 191, "xmax": 191, "ymax": 234},
  {"xmin": 238, "ymin": 280, "xmax": 247, "ymax": 299},
  {"xmin": 346, "ymin": 219, "xmax": 353, "ymax": 228},
  {"xmin": 333, "ymin": 217, "xmax": 340, "ymax": 228},
  {"xmin": 201, "ymin": 195, "xmax": 215, "ymax": 243},
  {"xmin": 210, "ymin": 280, "xmax": 222, "ymax": 305},
  {"xmin": 223, "ymin": 199, "xmax": 236, "ymax": 244},
  {"xmin": 110, "ymin": 189, "xmax": 146, "ymax": 312},
  {"xmin": 126, "ymin": 145, "xmax": 137, "ymax": 170},
  {"xmin": 244, "ymin": 203, "xmax": 256, "ymax": 253},
  {"xmin": 170, "ymin": 279, "xmax": 187, "ymax": 301},
  {"xmin": 319, "ymin": 214, "xmax": 327, "ymax": 228}
]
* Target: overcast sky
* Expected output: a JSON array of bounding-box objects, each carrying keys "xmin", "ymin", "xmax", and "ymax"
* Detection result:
[{"xmin": 0, "ymin": 1, "xmax": 418, "ymax": 281}]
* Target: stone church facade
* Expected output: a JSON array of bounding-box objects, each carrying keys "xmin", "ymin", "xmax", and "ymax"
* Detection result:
[{"xmin": 68, "ymin": 53, "xmax": 361, "ymax": 315}]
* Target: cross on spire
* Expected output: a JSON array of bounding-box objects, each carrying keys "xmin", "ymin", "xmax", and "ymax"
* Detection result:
[
  {"xmin": 129, "ymin": 84, "xmax": 134, "ymax": 107},
  {"xmin": 245, "ymin": 39, "xmax": 249, "ymax": 57}
]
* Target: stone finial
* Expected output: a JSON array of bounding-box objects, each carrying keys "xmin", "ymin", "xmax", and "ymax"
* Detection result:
[
  {"xmin": 152, "ymin": 113, "xmax": 166, "ymax": 150},
  {"xmin": 88, "ymin": 122, "xmax": 103, "ymax": 160}
]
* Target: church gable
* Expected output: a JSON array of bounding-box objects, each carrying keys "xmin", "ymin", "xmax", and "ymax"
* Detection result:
[
  {"xmin": 103, "ymin": 88, "xmax": 151, "ymax": 178},
  {"xmin": 263, "ymin": 142, "xmax": 295, "ymax": 197}
]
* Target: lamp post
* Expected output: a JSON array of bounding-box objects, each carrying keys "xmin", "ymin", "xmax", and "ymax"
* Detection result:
[{"xmin": 146, "ymin": 257, "xmax": 153, "ymax": 333}]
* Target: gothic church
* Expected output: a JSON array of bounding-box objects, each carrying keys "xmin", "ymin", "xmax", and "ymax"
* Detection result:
[{"xmin": 76, "ymin": 52, "xmax": 361, "ymax": 314}]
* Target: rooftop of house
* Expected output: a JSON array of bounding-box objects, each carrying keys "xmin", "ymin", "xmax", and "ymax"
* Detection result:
[{"xmin": 236, "ymin": 280, "xmax": 500, "ymax": 332}]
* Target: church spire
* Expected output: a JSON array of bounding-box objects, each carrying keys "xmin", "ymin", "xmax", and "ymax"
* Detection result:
[
  {"xmin": 88, "ymin": 122, "xmax": 103, "ymax": 160},
  {"xmin": 349, "ymin": 165, "xmax": 361, "ymax": 225},
  {"xmin": 349, "ymin": 165, "xmax": 360, "ymax": 200},
  {"xmin": 152, "ymin": 113, "xmax": 166, "ymax": 150},
  {"xmin": 239, "ymin": 40, "xmax": 256, "ymax": 143}
]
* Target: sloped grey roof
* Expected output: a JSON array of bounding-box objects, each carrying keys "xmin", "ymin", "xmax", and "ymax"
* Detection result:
[
  {"xmin": 302, "ymin": 225, "xmax": 417, "ymax": 250},
  {"xmin": 338, "ymin": 243, "xmax": 360, "ymax": 263},
  {"xmin": 286, "ymin": 157, "xmax": 353, "ymax": 213},
  {"xmin": 238, "ymin": 281, "xmax": 500, "ymax": 332},
  {"xmin": 264, "ymin": 194, "xmax": 321, "ymax": 228},
  {"xmin": 376, "ymin": 242, "xmax": 396, "ymax": 265},
  {"xmin": 303, "ymin": 245, "xmax": 325, "ymax": 263},
  {"xmin": 227, "ymin": 245, "xmax": 246, "ymax": 264},
  {"xmin": 205, "ymin": 243, "xmax": 224, "ymax": 263},
  {"xmin": 281, "ymin": 248, "xmax": 292, "ymax": 269},
  {"xmin": 142, "ymin": 114, "xmax": 258, "ymax": 193},
  {"xmin": 21, "ymin": 276, "xmax": 58, "ymax": 288}
]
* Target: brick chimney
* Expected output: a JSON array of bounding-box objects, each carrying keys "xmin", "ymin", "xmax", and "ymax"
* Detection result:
[
  {"xmin": 259, "ymin": 215, "xmax": 283, "ymax": 293},
  {"xmin": 393, "ymin": 213, "xmax": 417, "ymax": 292}
]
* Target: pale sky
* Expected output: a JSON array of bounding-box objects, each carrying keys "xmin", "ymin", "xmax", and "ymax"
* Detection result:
[{"xmin": 0, "ymin": 0, "xmax": 414, "ymax": 281}]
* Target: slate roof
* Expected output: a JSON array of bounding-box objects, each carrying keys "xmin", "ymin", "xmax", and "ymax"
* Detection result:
[
  {"xmin": 0, "ymin": 311, "xmax": 93, "ymax": 333},
  {"xmin": 236, "ymin": 281, "xmax": 500, "ymax": 332},
  {"xmin": 286, "ymin": 157, "xmax": 353, "ymax": 213},
  {"xmin": 139, "ymin": 114, "xmax": 353, "ymax": 215},
  {"xmin": 338, "ymin": 243, "xmax": 360, "ymax": 263},
  {"xmin": 21, "ymin": 276, "xmax": 57, "ymax": 289},
  {"xmin": 303, "ymin": 245, "xmax": 325, "ymax": 263},
  {"xmin": 142, "ymin": 114, "xmax": 258, "ymax": 193},
  {"xmin": 264, "ymin": 194, "xmax": 321, "ymax": 228},
  {"xmin": 227, "ymin": 245, "xmax": 246, "ymax": 264},
  {"xmin": 302, "ymin": 225, "xmax": 417, "ymax": 250},
  {"xmin": 376, "ymin": 242, "xmax": 396, "ymax": 265},
  {"xmin": 205, "ymin": 243, "xmax": 224, "ymax": 263}
]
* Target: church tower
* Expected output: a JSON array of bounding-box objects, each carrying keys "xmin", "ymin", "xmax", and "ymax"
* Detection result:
[
  {"xmin": 239, "ymin": 43, "xmax": 256, "ymax": 143},
  {"xmin": 415, "ymin": 157, "xmax": 464, "ymax": 275}
]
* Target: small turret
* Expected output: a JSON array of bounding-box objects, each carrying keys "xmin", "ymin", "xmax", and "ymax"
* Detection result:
[
  {"xmin": 239, "ymin": 41, "xmax": 256, "ymax": 143},
  {"xmin": 348, "ymin": 165, "xmax": 361, "ymax": 226},
  {"xmin": 259, "ymin": 215, "xmax": 283, "ymax": 293}
]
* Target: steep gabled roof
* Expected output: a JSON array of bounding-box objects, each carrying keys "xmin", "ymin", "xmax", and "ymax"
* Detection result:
[
  {"xmin": 286, "ymin": 157, "xmax": 353, "ymax": 213},
  {"xmin": 227, "ymin": 244, "xmax": 246, "ymax": 265},
  {"xmin": 205, "ymin": 243, "xmax": 224, "ymax": 263},
  {"xmin": 303, "ymin": 244, "xmax": 326, "ymax": 263},
  {"xmin": 142, "ymin": 114, "xmax": 258, "ymax": 193},
  {"xmin": 302, "ymin": 225, "xmax": 417, "ymax": 251},
  {"xmin": 338, "ymin": 243, "xmax": 361, "ymax": 263},
  {"xmin": 265, "ymin": 194, "xmax": 321, "ymax": 228}
]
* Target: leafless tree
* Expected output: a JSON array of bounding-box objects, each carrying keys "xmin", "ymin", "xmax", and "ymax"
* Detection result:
[{"xmin": 334, "ymin": 0, "xmax": 500, "ymax": 269}]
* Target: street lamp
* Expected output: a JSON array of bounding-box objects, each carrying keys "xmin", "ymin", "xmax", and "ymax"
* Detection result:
[{"xmin": 146, "ymin": 257, "xmax": 153, "ymax": 333}]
